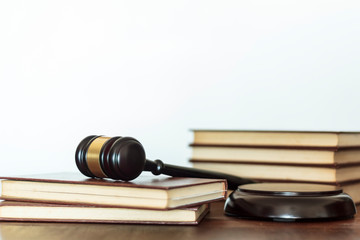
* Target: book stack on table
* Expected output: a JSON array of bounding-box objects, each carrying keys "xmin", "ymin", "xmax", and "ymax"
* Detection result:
[
  {"xmin": 190, "ymin": 130, "xmax": 360, "ymax": 204},
  {"xmin": 0, "ymin": 172, "xmax": 227, "ymax": 224}
]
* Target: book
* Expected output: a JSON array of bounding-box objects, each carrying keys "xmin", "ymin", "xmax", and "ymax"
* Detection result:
[
  {"xmin": 192, "ymin": 130, "xmax": 360, "ymax": 149},
  {"xmin": 0, "ymin": 201, "xmax": 209, "ymax": 225},
  {"xmin": 0, "ymin": 172, "xmax": 226, "ymax": 210},
  {"xmin": 191, "ymin": 161, "xmax": 360, "ymax": 184},
  {"xmin": 190, "ymin": 146, "xmax": 360, "ymax": 165}
]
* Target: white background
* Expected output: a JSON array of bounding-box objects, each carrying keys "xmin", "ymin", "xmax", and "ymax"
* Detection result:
[{"xmin": 0, "ymin": 0, "xmax": 359, "ymax": 175}]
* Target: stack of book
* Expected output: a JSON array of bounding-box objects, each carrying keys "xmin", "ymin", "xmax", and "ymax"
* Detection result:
[
  {"xmin": 0, "ymin": 172, "xmax": 227, "ymax": 224},
  {"xmin": 189, "ymin": 130, "xmax": 360, "ymax": 203}
]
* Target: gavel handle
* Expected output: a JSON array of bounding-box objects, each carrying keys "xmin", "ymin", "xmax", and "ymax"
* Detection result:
[{"xmin": 144, "ymin": 159, "xmax": 255, "ymax": 190}]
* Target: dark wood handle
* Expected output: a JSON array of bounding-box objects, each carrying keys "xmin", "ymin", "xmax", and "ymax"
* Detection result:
[{"xmin": 144, "ymin": 159, "xmax": 256, "ymax": 189}]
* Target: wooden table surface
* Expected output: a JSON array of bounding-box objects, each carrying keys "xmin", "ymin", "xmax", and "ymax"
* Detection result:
[{"xmin": 0, "ymin": 201, "xmax": 359, "ymax": 240}]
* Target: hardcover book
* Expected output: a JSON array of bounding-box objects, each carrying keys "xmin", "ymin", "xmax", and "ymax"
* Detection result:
[
  {"xmin": 0, "ymin": 172, "xmax": 226, "ymax": 210},
  {"xmin": 191, "ymin": 146, "xmax": 360, "ymax": 165},
  {"xmin": 192, "ymin": 130, "xmax": 360, "ymax": 149},
  {"xmin": 0, "ymin": 201, "xmax": 209, "ymax": 225},
  {"xmin": 191, "ymin": 161, "xmax": 360, "ymax": 184}
]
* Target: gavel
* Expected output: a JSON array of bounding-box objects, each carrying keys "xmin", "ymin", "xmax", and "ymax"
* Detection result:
[{"xmin": 75, "ymin": 135, "xmax": 255, "ymax": 189}]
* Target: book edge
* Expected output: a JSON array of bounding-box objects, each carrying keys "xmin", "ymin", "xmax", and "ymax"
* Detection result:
[
  {"xmin": 189, "ymin": 159, "xmax": 360, "ymax": 168},
  {"xmin": 0, "ymin": 202, "xmax": 210, "ymax": 225},
  {"xmin": 0, "ymin": 173, "xmax": 226, "ymax": 190},
  {"xmin": 189, "ymin": 144, "xmax": 360, "ymax": 150},
  {"xmin": 190, "ymin": 130, "xmax": 360, "ymax": 134}
]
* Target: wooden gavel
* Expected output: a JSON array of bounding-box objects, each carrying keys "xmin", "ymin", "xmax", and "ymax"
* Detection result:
[{"xmin": 75, "ymin": 135, "xmax": 255, "ymax": 189}]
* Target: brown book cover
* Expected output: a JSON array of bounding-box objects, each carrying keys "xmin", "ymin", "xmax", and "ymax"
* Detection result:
[
  {"xmin": 190, "ymin": 161, "xmax": 360, "ymax": 184},
  {"xmin": 191, "ymin": 130, "xmax": 360, "ymax": 149},
  {"xmin": 0, "ymin": 172, "xmax": 226, "ymax": 210},
  {"xmin": 189, "ymin": 145, "xmax": 360, "ymax": 165},
  {"xmin": 0, "ymin": 201, "xmax": 209, "ymax": 225}
]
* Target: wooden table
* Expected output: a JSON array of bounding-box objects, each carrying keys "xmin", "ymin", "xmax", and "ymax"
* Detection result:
[{"xmin": 0, "ymin": 201, "xmax": 359, "ymax": 240}]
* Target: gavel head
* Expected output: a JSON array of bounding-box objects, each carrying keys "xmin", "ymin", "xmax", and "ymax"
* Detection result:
[{"xmin": 75, "ymin": 135, "xmax": 146, "ymax": 181}]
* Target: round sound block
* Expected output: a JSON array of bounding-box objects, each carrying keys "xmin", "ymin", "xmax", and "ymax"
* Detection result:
[{"xmin": 224, "ymin": 183, "xmax": 356, "ymax": 222}]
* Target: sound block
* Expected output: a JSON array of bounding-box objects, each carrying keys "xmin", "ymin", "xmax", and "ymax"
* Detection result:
[{"xmin": 224, "ymin": 183, "xmax": 356, "ymax": 222}]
